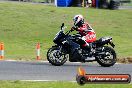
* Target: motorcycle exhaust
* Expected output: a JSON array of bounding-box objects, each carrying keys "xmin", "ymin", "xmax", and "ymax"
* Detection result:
[{"xmin": 85, "ymin": 57, "xmax": 96, "ymax": 62}]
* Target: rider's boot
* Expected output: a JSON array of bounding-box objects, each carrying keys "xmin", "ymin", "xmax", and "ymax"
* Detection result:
[{"xmin": 82, "ymin": 43, "xmax": 95, "ymax": 61}]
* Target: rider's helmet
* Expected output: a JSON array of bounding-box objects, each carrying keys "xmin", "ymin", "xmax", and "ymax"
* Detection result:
[{"xmin": 73, "ymin": 14, "xmax": 84, "ymax": 27}]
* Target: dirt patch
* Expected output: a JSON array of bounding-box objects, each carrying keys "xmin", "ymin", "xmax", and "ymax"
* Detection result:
[{"xmin": 117, "ymin": 56, "xmax": 132, "ymax": 64}]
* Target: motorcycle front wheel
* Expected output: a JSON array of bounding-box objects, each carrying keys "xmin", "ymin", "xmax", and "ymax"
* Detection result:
[
  {"xmin": 96, "ymin": 46, "xmax": 116, "ymax": 67},
  {"xmin": 47, "ymin": 46, "xmax": 67, "ymax": 66}
]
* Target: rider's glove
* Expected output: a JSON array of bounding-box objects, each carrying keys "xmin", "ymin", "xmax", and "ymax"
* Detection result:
[
  {"xmin": 71, "ymin": 26, "xmax": 78, "ymax": 31},
  {"xmin": 71, "ymin": 27, "xmax": 74, "ymax": 32}
]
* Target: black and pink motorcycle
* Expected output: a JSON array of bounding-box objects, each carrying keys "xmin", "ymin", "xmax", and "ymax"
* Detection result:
[{"xmin": 47, "ymin": 23, "xmax": 116, "ymax": 67}]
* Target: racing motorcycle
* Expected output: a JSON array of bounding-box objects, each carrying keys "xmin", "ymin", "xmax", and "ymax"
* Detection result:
[{"xmin": 47, "ymin": 23, "xmax": 116, "ymax": 67}]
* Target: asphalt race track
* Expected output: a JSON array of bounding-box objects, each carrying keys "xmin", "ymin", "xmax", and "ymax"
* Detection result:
[{"xmin": 0, "ymin": 60, "xmax": 132, "ymax": 81}]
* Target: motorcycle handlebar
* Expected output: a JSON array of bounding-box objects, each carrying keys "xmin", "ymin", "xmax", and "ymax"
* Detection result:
[{"xmin": 60, "ymin": 23, "xmax": 74, "ymax": 35}]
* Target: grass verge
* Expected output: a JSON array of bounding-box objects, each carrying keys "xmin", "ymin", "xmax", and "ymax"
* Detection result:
[{"xmin": 0, "ymin": 81, "xmax": 131, "ymax": 88}]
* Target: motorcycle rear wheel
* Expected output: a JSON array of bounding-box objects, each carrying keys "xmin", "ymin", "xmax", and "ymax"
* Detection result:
[
  {"xmin": 96, "ymin": 46, "xmax": 116, "ymax": 67},
  {"xmin": 47, "ymin": 46, "xmax": 67, "ymax": 66}
]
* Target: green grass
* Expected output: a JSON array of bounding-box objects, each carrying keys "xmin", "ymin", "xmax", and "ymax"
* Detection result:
[
  {"xmin": 0, "ymin": 2, "xmax": 132, "ymax": 60},
  {"xmin": 0, "ymin": 81, "xmax": 131, "ymax": 88}
]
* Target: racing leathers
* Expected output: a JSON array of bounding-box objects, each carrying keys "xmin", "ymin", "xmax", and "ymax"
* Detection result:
[{"xmin": 72, "ymin": 22, "xmax": 96, "ymax": 49}]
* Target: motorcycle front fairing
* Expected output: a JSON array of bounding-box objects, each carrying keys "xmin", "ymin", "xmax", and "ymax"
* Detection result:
[{"xmin": 53, "ymin": 31, "xmax": 65, "ymax": 45}]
